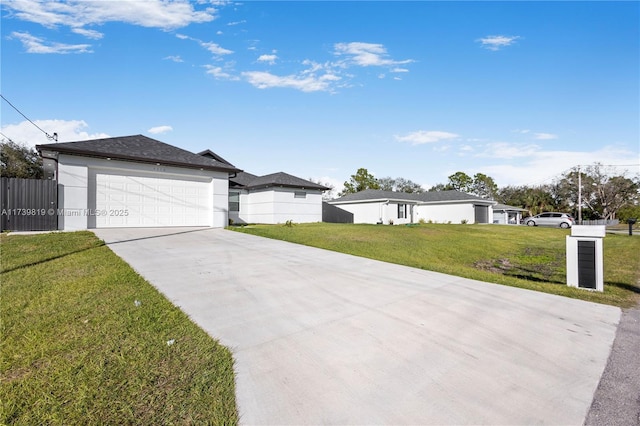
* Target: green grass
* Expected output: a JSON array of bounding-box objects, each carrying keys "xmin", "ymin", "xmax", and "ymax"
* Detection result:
[
  {"xmin": 0, "ymin": 232, "xmax": 238, "ymax": 425},
  {"xmin": 231, "ymin": 223, "xmax": 640, "ymax": 308}
]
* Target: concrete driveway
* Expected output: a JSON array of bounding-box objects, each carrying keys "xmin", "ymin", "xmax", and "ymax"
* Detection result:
[{"xmin": 93, "ymin": 227, "xmax": 620, "ymax": 425}]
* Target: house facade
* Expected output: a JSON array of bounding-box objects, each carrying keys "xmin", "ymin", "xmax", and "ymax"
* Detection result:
[
  {"xmin": 227, "ymin": 172, "xmax": 327, "ymax": 225},
  {"xmin": 492, "ymin": 203, "xmax": 528, "ymax": 225},
  {"xmin": 37, "ymin": 135, "xmax": 326, "ymax": 230},
  {"xmin": 329, "ymin": 189, "xmax": 497, "ymax": 225}
]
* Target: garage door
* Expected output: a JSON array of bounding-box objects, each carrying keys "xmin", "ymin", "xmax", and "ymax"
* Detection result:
[{"xmin": 94, "ymin": 173, "xmax": 211, "ymax": 227}]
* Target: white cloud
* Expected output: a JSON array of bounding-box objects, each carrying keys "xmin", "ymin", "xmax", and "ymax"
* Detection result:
[
  {"xmin": 242, "ymin": 71, "xmax": 335, "ymax": 92},
  {"xmin": 148, "ymin": 125, "xmax": 173, "ymax": 135},
  {"xmin": 334, "ymin": 42, "xmax": 413, "ymax": 68},
  {"xmin": 71, "ymin": 28, "xmax": 103, "ymax": 39},
  {"xmin": 477, "ymin": 35, "xmax": 520, "ymax": 51},
  {"xmin": 1, "ymin": 119, "xmax": 109, "ymax": 149},
  {"xmin": 227, "ymin": 20, "xmax": 246, "ymax": 26},
  {"xmin": 164, "ymin": 55, "xmax": 184, "ymax": 63},
  {"xmin": 204, "ymin": 65, "xmax": 237, "ymax": 80},
  {"xmin": 533, "ymin": 132, "xmax": 558, "ymax": 140},
  {"xmin": 10, "ymin": 31, "xmax": 92, "ymax": 54},
  {"xmin": 477, "ymin": 142, "xmax": 541, "ymax": 159},
  {"xmin": 3, "ymin": 0, "xmax": 218, "ymax": 31},
  {"xmin": 257, "ymin": 54, "xmax": 277, "ymax": 64},
  {"xmin": 483, "ymin": 145, "xmax": 639, "ymax": 187},
  {"xmin": 394, "ymin": 130, "xmax": 459, "ymax": 145},
  {"xmin": 201, "ymin": 41, "xmax": 233, "ymax": 56},
  {"xmin": 176, "ymin": 34, "xmax": 233, "ymax": 56}
]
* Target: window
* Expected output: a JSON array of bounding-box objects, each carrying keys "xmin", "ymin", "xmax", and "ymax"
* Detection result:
[
  {"xmin": 398, "ymin": 204, "xmax": 407, "ymax": 219},
  {"xmin": 294, "ymin": 191, "xmax": 307, "ymax": 198},
  {"xmin": 229, "ymin": 191, "xmax": 239, "ymax": 212}
]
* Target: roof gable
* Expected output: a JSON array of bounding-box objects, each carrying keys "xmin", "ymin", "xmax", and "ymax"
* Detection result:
[
  {"xmin": 37, "ymin": 135, "xmax": 240, "ymax": 173},
  {"xmin": 197, "ymin": 149, "xmax": 235, "ymax": 167},
  {"xmin": 244, "ymin": 172, "xmax": 328, "ymax": 191}
]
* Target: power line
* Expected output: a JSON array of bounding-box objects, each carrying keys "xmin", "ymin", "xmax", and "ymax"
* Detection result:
[
  {"xmin": 0, "ymin": 94, "xmax": 57, "ymax": 141},
  {"xmin": 0, "ymin": 131, "xmax": 15, "ymax": 143}
]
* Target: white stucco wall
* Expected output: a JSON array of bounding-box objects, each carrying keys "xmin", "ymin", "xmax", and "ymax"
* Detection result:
[
  {"xmin": 56, "ymin": 154, "xmax": 229, "ymax": 230},
  {"xmin": 493, "ymin": 211, "xmax": 507, "ymax": 224},
  {"xmin": 333, "ymin": 200, "xmax": 493, "ymax": 225},
  {"xmin": 414, "ymin": 202, "xmax": 476, "ymax": 224},
  {"xmin": 240, "ymin": 187, "xmax": 323, "ymax": 224},
  {"xmin": 331, "ymin": 201, "xmax": 386, "ymax": 224},
  {"xmin": 329, "ymin": 201, "xmax": 412, "ymax": 225}
]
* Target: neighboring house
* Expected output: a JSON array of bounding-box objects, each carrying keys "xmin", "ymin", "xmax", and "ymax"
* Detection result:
[
  {"xmin": 329, "ymin": 189, "xmax": 497, "ymax": 225},
  {"xmin": 37, "ymin": 135, "xmax": 241, "ymax": 230},
  {"xmin": 492, "ymin": 203, "xmax": 528, "ymax": 225},
  {"xmin": 200, "ymin": 150, "xmax": 328, "ymax": 224}
]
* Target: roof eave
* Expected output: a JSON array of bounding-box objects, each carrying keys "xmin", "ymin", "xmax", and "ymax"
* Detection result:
[
  {"xmin": 247, "ymin": 183, "xmax": 327, "ymax": 191},
  {"xmin": 36, "ymin": 145, "xmax": 242, "ymax": 174}
]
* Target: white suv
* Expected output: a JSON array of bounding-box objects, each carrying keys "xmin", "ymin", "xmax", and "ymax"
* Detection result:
[{"xmin": 525, "ymin": 212, "xmax": 575, "ymax": 228}]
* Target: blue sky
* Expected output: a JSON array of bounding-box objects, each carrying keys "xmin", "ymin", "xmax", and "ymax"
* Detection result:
[{"xmin": 1, "ymin": 1, "xmax": 638, "ymax": 195}]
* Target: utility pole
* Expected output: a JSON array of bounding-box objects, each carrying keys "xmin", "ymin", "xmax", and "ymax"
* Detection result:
[{"xmin": 578, "ymin": 165, "xmax": 582, "ymax": 225}]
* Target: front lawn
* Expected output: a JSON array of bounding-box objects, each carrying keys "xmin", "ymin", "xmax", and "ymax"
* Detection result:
[
  {"xmin": 231, "ymin": 223, "xmax": 640, "ymax": 308},
  {"xmin": 0, "ymin": 232, "xmax": 238, "ymax": 425}
]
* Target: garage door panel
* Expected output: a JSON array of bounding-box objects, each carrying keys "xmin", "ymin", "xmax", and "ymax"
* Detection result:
[{"xmin": 94, "ymin": 172, "xmax": 211, "ymax": 228}]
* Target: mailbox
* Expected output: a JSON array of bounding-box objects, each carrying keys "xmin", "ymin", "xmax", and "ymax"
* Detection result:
[
  {"xmin": 628, "ymin": 218, "xmax": 637, "ymax": 236},
  {"xmin": 566, "ymin": 225, "xmax": 605, "ymax": 292}
]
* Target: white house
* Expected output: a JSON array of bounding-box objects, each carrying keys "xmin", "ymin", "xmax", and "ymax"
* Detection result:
[
  {"xmin": 492, "ymin": 203, "xmax": 528, "ymax": 225},
  {"xmin": 228, "ymin": 172, "xmax": 327, "ymax": 224},
  {"xmin": 198, "ymin": 150, "xmax": 327, "ymax": 225},
  {"xmin": 328, "ymin": 189, "xmax": 497, "ymax": 225},
  {"xmin": 37, "ymin": 135, "xmax": 326, "ymax": 230}
]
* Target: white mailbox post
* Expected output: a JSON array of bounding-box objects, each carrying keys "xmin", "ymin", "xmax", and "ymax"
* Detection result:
[{"xmin": 566, "ymin": 225, "xmax": 605, "ymax": 292}]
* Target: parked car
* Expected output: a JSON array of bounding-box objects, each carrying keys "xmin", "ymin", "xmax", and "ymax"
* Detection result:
[{"xmin": 525, "ymin": 212, "xmax": 575, "ymax": 228}]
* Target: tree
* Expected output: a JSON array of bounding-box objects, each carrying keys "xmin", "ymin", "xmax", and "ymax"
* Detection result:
[
  {"xmin": 440, "ymin": 171, "xmax": 498, "ymax": 198},
  {"xmin": 377, "ymin": 176, "xmax": 424, "ymax": 193},
  {"xmin": 553, "ymin": 163, "xmax": 640, "ymax": 220},
  {"xmin": 339, "ymin": 168, "xmax": 380, "ymax": 196},
  {"xmin": 497, "ymin": 185, "xmax": 558, "ymax": 216},
  {"xmin": 308, "ymin": 178, "xmax": 336, "ymax": 200},
  {"xmin": 428, "ymin": 183, "xmax": 448, "ymax": 192},
  {"xmin": 378, "ymin": 176, "xmax": 395, "ymax": 191},
  {"xmin": 471, "ymin": 173, "xmax": 498, "ymax": 199},
  {"xmin": 0, "ymin": 140, "xmax": 43, "ymax": 178},
  {"xmin": 394, "ymin": 177, "xmax": 424, "ymax": 193},
  {"xmin": 447, "ymin": 172, "xmax": 473, "ymax": 193}
]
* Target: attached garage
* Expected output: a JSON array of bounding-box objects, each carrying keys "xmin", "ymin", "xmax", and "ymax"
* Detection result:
[
  {"xmin": 37, "ymin": 135, "xmax": 240, "ymax": 231},
  {"xmin": 91, "ymin": 171, "xmax": 212, "ymax": 228}
]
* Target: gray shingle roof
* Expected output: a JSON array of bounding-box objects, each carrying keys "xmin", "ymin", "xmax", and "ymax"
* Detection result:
[
  {"xmin": 197, "ymin": 149, "xmax": 235, "ymax": 167},
  {"xmin": 493, "ymin": 203, "xmax": 528, "ymax": 211},
  {"xmin": 243, "ymin": 172, "xmax": 329, "ymax": 191},
  {"xmin": 331, "ymin": 189, "xmax": 494, "ymax": 204},
  {"xmin": 37, "ymin": 135, "xmax": 241, "ymax": 173},
  {"xmin": 230, "ymin": 171, "xmax": 260, "ymax": 187}
]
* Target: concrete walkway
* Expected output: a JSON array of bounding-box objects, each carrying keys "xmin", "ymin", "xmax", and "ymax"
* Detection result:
[{"xmin": 93, "ymin": 227, "xmax": 620, "ymax": 425}]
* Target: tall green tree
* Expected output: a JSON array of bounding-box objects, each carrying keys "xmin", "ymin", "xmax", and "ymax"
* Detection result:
[
  {"xmin": 471, "ymin": 173, "xmax": 498, "ymax": 199},
  {"xmin": 0, "ymin": 140, "xmax": 43, "ymax": 178},
  {"xmin": 377, "ymin": 176, "xmax": 424, "ymax": 193},
  {"xmin": 552, "ymin": 163, "xmax": 640, "ymax": 220},
  {"xmin": 447, "ymin": 172, "xmax": 473, "ymax": 193},
  {"xmin": 339, "ymin": 168, "xmax": 380, "ymax": 196}
]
